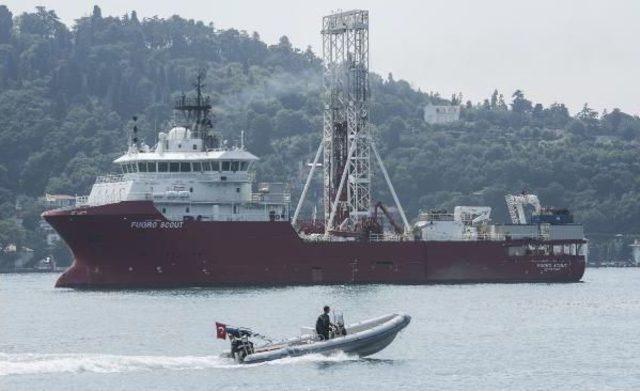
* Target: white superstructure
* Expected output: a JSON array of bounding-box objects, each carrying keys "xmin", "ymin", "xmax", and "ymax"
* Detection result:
[
  {"xmin": 414, "ymin": 207, "xmax": 492, "ymax": 241},
  {"xmin": 79, "ymin": 75, "xmax": 290, "ymax": 223},
  {"xmin": 414, "ymin": 195, "xmax": 586, "ymax": 243}
]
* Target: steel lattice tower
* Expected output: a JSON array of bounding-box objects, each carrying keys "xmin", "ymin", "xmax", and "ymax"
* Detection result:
[{"xmin": 321, "ymin": 10, "xmax": 371, "ymax": 232}]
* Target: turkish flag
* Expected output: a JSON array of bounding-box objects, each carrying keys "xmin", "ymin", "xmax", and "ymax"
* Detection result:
[{"xmin": 215, "ymin": 322, "xmax": 227, "ymax": 339}]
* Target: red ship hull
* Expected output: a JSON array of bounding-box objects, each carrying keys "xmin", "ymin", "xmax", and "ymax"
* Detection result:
[{"xmin": 43, "ymin": 201, "xmax": 586, "ymax": 288}]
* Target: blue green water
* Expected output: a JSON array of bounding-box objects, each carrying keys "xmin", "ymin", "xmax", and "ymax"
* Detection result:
[{"xmin": 1, "ymin": 269, "xmax": 639, "ymax": 390}]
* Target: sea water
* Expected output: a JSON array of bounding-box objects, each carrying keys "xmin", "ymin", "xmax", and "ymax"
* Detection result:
[{"xmin": 1, "ymin": 269, "xmax": 639, "ymax": 390}]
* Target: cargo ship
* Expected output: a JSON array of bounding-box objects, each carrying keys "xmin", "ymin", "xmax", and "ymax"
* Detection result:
[{"xmin": 42, "ymin": 10, "xmax": 586, "ymax": 288}]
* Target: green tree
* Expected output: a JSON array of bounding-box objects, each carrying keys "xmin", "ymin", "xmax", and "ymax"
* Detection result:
[
  {"xmin": 576, "ymin": 103, "xmax": 598, "ymax": 121},
  {"xmin": 0, "ymin": 219, "xmax": 26, "ymax": 247},
  {"xmin": 511, "ymin": 89, "xmax": 533, "ymax": 114},
  {"xmin": 274, "ymin": 109, "xmax": 312, "ymax": 137},
  {"xmin": 17, "ymin": 6, "xmax": 64, "ymax": 38},
  {"xmin": 0, "ymin": 5, "xmax": 12, "ymax": 44},
  {"xmin": 0, "ymin": 5, "xmax": 638, "ymax": 263},
  {"xmin": 490, "ymin": 89, "xmax": 499, "ymax": 108},
  {"xmin": 247, "ymin": 113, "xmax": 274, "ymax": 154}
]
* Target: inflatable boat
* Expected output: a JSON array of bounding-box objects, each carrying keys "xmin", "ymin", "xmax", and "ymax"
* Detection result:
[{"xmin": 219, "ymin": 313, "xmax": 411, "ymax": 364}]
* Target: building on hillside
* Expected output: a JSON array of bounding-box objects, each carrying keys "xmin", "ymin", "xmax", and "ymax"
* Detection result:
[
  {"xmin": 39, "ymin": 194, "xmax": 76, "ymax": 245},
  {"xmin": 41, "ymin": 194, "xmax": 76, "ymax": 210},
  {"xmin": 40, "ymin": 219, "xmax": 61, "ymax": 246},
  {"xmin": 423, "ymin": 104, "xmax": 461, "ymax": 124},
  {"xmin": 0, "ymin": 244, "xmax": 35, "ymax": 271}
]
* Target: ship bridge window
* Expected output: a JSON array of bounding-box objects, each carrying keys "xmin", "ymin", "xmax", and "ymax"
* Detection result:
[
  {"xmin": 231, "ymin": 161, "xmax": 239, "ymax": 172},
  {"xmin": 158, "ymin": 162, "xmax": 168, "ymax": 172},
  {"xmin": 180, "ymin": 162, "xmax": 191, "ymax": 172},
  {"xmin": 240, "ymin": 161, "xmax": 249, "ymax": 171},
  {"xmin": 192, "ymin": 162, "xmax": 202, "ymax": 172},
  {"xmin": 221, "ymin": 161, "xmax": 230, "ymax": 171},
  {"xmin": 122, "ymin": 164, "xmax": 129, "ymax": 174},
  {"xmin": 138, "ymin": 162, "xmax": 147, "ymax": 172},
  {"xmin": 203, "ymin": 161, "xmax": 212, "ymax": 171},
  {"xmin": 169, "ymin": 162, "xmax": 179, "ymax": 172},
  {"xmin": 212, "ymin": 161, "xmax": 220, "ymax": 171},
  {"xmin": 129, "ymin": 163, "xmax": 138, "ymax": 173},
  {"xmin": 147, "ymin": 162, "xmax": 156, "ymax": 172}
]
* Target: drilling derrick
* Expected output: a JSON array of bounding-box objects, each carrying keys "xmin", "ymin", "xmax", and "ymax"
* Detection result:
[
  {"xmin": 292, "ymin": 9, "xmax": 410, "ymax": 239},
  {"xmin": 322, "ymin": 10, "xmax": 371, "ymax": 233}
]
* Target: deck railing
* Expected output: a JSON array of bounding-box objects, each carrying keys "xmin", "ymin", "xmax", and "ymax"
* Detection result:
[
  {"xmin": 251, "ymin": 192, "xmax": 291, "ymax": 204},
  {"xmin": 95, "ymin": 174, "xmax": 126, "ymax": 184},
  {"xmin": 299, "ymin": 231, "xmax": 584, "ymax": 243}
]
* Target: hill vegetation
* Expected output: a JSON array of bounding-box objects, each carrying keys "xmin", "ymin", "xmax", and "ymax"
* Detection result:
[{"xmin": 1, "ymin": 5, "xmax": 639, "ymax": 264}]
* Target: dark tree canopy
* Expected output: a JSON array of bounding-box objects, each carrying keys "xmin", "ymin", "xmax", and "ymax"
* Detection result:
[
  {"xmin": 0, "ymin": 5, "xmax": 12, "ymax": 44},
  {"xmin": 0, "ymin": 6, "xmax": 639, "ymax": 263}
]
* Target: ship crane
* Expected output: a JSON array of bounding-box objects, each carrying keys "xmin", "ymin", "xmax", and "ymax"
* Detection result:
[
  {"xmin": 453, "ymin": 206, "xmax": 491, "ymax": 225},
  {"xmin": 374, "ymin": 202, "xmax": 404, "ymax": 235},
  {"xmin": 505, "ymin": 193, "xmax": 541, "ymax": 224}
]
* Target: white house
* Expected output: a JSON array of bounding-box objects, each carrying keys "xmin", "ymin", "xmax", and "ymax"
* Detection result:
[{"xmin": 423, "ymin": 104, "xmax": 461, "ymax": 124}]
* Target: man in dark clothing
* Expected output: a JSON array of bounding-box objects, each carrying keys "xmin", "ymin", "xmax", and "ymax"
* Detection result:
[{"xmin": 315, "ymin": 305, "xmax": 332, "ymax": 340}]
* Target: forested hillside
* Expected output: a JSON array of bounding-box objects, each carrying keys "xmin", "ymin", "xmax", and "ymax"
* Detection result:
[{"xmin": 1, "ymin": 6, "xmax": 639, "ymax": 263}]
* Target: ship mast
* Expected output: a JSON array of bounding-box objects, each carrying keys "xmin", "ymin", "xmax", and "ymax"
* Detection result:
[{"xmin": 173, "ymin": 70, "xmax": 218, "ymax": 150}]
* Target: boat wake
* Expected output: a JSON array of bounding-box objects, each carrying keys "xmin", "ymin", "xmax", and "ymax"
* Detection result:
[
  {"xmin": 0, "ymin": 351, "xmax": 361, "ymax": 376},
  {"xmin": 263, "ymin": 351, "xmax": 361, "ymax": 366},
  {"xmin": 0, "ymin": 352, "xmax": 237, "ymax": 376}
]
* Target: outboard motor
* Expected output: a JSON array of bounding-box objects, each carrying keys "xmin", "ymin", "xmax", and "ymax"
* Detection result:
[
  {"xmin": 331, "ymin": 312, "xmax": 347, "ymax": 337},
  {"xmin": 226, "ymin": 327, "xmax": 255, "ymax": 362}
]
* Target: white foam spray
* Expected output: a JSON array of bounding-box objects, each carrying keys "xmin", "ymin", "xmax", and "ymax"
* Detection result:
[
  {"xmin": 0, "ymin": 353, "xmax": 237, "ymax": 376},
  {"xmin": 0, "ymin": 351, "xmax": 359, "ymax": 376}
]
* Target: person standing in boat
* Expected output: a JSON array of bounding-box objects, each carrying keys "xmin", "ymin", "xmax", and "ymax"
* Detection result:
[{"xmin": 316, "ymin": 305, "xmax": 332, "ymax": 340}]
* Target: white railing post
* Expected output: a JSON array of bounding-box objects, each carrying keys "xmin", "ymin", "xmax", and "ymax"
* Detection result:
[
  {"xmin": 370, "ymin": 141, "xmax": 411, "ymax": 235},
  {"xmin": 292, "ymin": 141, "xmax": 323, "ymax": 227}
]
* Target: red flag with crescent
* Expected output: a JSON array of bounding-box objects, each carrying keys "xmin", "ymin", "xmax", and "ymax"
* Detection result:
[{"xmin": 215, "ymin": 322, "xmax": 227, "ymax": 339}]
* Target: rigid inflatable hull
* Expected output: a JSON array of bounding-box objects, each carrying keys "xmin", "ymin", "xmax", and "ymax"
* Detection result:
[{"xmin": 242, "ymin": 313, "xmax": 412, "ymax": 364}]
